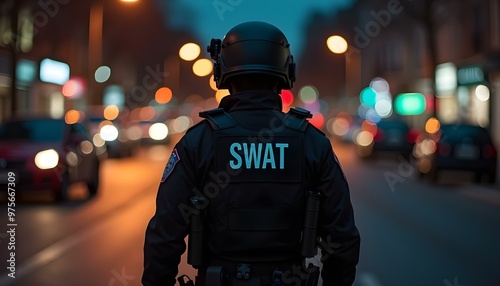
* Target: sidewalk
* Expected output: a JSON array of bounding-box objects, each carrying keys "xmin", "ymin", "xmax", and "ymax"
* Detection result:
[{"xmin": 457, "ymin": 182, "xmax": 500, "ymax": 207}]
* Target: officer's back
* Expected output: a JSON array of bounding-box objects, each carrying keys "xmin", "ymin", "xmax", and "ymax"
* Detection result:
[{"xmin": 142, "ymin": 21, "xmax": 360, "ymax": 286}]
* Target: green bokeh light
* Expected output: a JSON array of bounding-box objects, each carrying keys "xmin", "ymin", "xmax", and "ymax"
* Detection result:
[
  {"xmin": 359, "ymin": 87, "xmax": 377, "ymax": 107},
  {"xmin": 394, "ymin": 93, "xmax": 426, "ymax": 115},
  {"xmin": 299, "ymin": 85, "xmax": 318, "ymax": 103}
]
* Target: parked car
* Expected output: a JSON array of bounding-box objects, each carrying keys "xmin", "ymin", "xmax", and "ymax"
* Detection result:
[
  {"xmin": 355, "ymin": 119, "xmax": 418, "ymax": 159},
  {"xmin": 413, "ymin": 123, "xmax": 498, "ymax": 184},
  {"xmin": 87, "ymin": 115, "xmax": 138, "ymax": 158},
  {"xmin": 0, "ymin": 116, "xmax": 101, "ymax": 201}
]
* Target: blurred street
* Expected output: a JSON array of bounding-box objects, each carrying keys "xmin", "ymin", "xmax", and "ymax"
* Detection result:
[
  {"xmin": 1, "ymin": 1, "xmax": 500, "ymax": 286},
  {"xmin": 1, "ymin": 139, "xmax": 499, "ymax": 286}
]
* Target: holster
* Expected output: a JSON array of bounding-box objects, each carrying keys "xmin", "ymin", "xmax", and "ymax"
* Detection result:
[{"xmin": 301, "ymin": 263, "xmax": 320, "ymax": 286}]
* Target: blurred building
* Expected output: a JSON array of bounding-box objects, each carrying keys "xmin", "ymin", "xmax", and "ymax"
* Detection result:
[
  {"xmin": 300, "ymin": 0, "xmax": 500, "ymax": 142},
  {"xmin": 0, "ymin": 0, "xmax": 211, "ymax": 123}
]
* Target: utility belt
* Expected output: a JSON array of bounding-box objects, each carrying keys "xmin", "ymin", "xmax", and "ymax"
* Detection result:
[{"xmin": 179, "ymin": 259, "xmax": 319, "ymax": 286}]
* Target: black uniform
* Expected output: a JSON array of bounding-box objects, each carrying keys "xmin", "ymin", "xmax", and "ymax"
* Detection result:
[{"xmin": 142, "ymin": 90, "xmax": 360, "ymax": 286}]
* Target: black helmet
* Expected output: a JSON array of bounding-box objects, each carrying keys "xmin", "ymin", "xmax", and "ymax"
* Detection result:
[{"xmin": 207, "ymin": 21, "xmax": 296, "ymax": 90}]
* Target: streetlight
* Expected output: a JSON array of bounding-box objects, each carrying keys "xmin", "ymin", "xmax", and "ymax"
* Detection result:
[
  {"xmin": 88, "ymin": 0, "xmax": 139, "ymax": 106},
  {"xmin": 326, "ymin": 35, "xmax": 361, "ymax": 98},
  {"xmin": 326, "ymin": 35, "xmax": 348, "ymax": 54}
]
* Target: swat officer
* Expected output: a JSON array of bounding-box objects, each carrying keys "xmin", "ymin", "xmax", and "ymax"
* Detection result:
[{"xmin": 142, "ymin": 21, "xmax": 360, "ymax": 286}]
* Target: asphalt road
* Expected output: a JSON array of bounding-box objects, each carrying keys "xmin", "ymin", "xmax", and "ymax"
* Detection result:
[{"xmin": 0, "ymin": 141, "xmax": 499, "ymax": 286}]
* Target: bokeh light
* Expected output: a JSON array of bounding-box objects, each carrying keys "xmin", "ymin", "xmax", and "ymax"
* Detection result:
[
  {"xmin": 209, "ymin": 75, "xmax": 218, "ymax": 91},
  {"xmin": 330, "ymin": 117, "xmax": 350, "ymax": 137},
  {"xmin": 309, "ymin": 112, "xmax": 325, "ymax": 129},
  {"xmin": 374, "ymin": 98, "xmax": 392, "ymax": 117},
  {"xmin": 172, "ymin": 116, "xmax": 192, "ymax": 133},
  {"xmin": 365, "ymin": 109, "xmax": 381, "ymax": 123},
  {"xmin": 179, "ymin": 43, "xmax": 201, "ymax": 61},
  {"xmin": 62, "ymin": 78, "xmax": 85, "ymax": 98},
  {"xmin": 149, "ymin": 123, "xmax": 169, "ymax": 140},
  {"xmin": 299, "ymin": 85, "xmax": 318, "ymax": 103},
  {"xmin": 193, "ymin": 59, "xmax": 213, "ymax": 77},
  {"xmin": 356, "ymin": 131, "xmax": 374, "ymax": 147},
  {"xmin": 425, "ymin": 117, "xmax": 440, "ymax": 134},
  {"xmin": 100, "ymin": 125, "xmax": 119, "ymax": 141},
  {"xmin": 103, "ymin": 105, "xmax": 119, "ymax": 121},
  {"xmin": 95, "ymin": 66, "xmax": 111, "ymax": 83},
  {"xmin": 155, "ymin": 87, "xmax": 173, "ymax": 104},
  {"xmin": 64, "ymin": 109, "xmax": 81, "ymax": 124},
  {"xmin": 475, "ymin": 85, "xmax": 490, "ymax": 101},
  {"xmin": 280, "ymin": 90, "xmax": 294, "ymax": 106},
  {"xmin": 359, "ymin": 87, "xmax": 377, "ymax": 107},
  {"xmin": 92, "ymin": 134, "xmax": 106, "ymax": 148},
  {"xmin": 326, "ymin": 35, "xmax": 348, "ymax": 54},
  {"xmin": 215, "ymin": 89, "xmax": 230, "ymax": 103},
  {"xmin": 304, "ymin": 101, "xmax": 320, "ymax": 113},
  {"xmin": 140, "ymin": 106, "xmax": 156, "ymax": 121}
]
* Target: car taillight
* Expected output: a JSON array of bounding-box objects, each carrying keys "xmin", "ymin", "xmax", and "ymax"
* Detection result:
[
  {"xmin": 373, "ymin": 129, "xmax": 384, "ymax": 142},
  {"xmin": 482, "ymin": 145, "xmax": 497, "ymax": 158},
  {"xmin": 406, "ymin": 129, "xmax": 420, "ymax": 143},
  {"xmin": 437, "ymin": 143, "xmax": 451, "ymax": 156}
]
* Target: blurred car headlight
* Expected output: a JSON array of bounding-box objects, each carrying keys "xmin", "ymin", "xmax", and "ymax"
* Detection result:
[
  {"xmin": 34, "ymin": 149, "xmax": 59, "ymax": 170},
  {"xmin": 149, "ymin": 123, "xmax": 169, "ymax": 141},
  {"xmin": 356, "ymin": 131, "xmax": 374, "ymax": 147},
  {"xmin": 92, "ymin": 133, "xmax": 106, "ymax": 147},
  {"xmin": 80, "ymin": 140, "xmax": 94, "ymax": 155},
  {"xmin": 100, "ymin": 125, "xmax": 119, "ymax": 141},
  {"xmin": 66, "ymin": 151, "xmax": 79, "ymax": 167}
]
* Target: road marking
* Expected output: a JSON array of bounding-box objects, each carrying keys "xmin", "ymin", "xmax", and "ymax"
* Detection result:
[
  {"xmin": 457, "ymin": 184, "xmax": 500, "ymax": 206},
  {"xmin": 0, "ymin": 213, "xmax": 115, "ymax": 285},
  {"xmin": 0, "ymin": 179, "xmax": 160, "ymax": 285}
]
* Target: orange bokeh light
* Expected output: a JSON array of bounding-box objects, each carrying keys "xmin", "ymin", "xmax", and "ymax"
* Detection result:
[
  {"xmin": 104, "ymin": 105, "xmax": 119, "ymax": 120},
  {"xmin": 140, "ymin": 106, "xmax": 156, "ymax": 121},
  {"xmin": 65, "ymin": 110, "xmax": 81, "ymax": 124},
  {"xmin": 155, "ymin": 87, "xmax": 173, "ymax": 104}
]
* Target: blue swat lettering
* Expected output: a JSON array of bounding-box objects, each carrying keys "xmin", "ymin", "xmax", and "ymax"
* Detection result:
[{"xmin": 229, "ymin": 143, "xmax": 288, "ymax": 169}]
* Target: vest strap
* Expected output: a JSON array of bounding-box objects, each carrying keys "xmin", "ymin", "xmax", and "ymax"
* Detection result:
[
  {"xmin": 283, "ymin": 107, "xmax": 312, "ymax": 131},
  {"xmin": 199, "ymin": 108, "xmax": 237, "ymax": 130}
]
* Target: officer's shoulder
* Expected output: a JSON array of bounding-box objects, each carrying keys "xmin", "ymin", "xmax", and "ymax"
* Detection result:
[
  {"xmin": 305, "ymin": 122, "xmax": 326, "ymax": 137},
  {"xmin": 184, "ymin": 107, "xmax": 226, "ymax": 134},
  {"xmin": 185, "ymin": 119, "xmax": 211, "ymax": 135},
  {"xmin": 286, "ymin": 107, "xmax": 326, "ymax": 137}
]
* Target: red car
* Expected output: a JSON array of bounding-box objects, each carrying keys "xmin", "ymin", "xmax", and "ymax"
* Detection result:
[{"xmin": 0, "ymin": 116, "xmax": 101, "ymax": 201}]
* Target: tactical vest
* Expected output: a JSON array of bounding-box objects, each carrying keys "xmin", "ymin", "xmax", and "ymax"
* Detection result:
[{"xmin": 198, "ymin": 107, "xmax": 313, "ymax": 263}]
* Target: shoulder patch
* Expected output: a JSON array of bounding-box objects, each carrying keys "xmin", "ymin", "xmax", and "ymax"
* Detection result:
[{"xmin": 161, "ymin": 149, "xmax": 181, "ymax": 183}]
